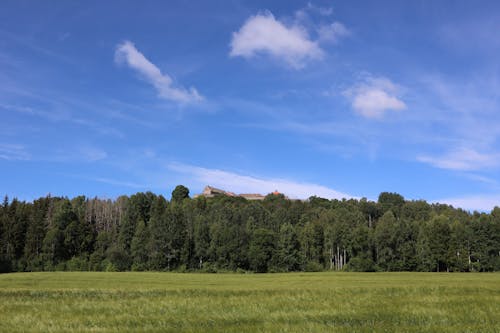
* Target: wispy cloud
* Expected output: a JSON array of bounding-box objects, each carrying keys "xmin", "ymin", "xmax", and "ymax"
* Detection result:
[
  {"xmin": 115, "ymin": 40, "xmax": 203, "ymax": 104},
  {"xmin": 295, "ymin": 4, "xmax": 350, "ymax": 44},
  {"xmin": 421, "ymin": 75, "xmax": 500, "ymax": 144},
  {"xmin": 438, "ymin": 15, "xmax": 500, "ymax": 55},
  {"xmin": 437, "ymin": 194, "xmax": 500, "ymax": 212},
  {"xmin": 0, "ymin": 29, "xmax": 75, "ymax": 65},
  {"xmin": 0, "ymin": 103, "xmax": 34, "ymax": 114},
  {"xmin": 168, "ymin": 162, "xmax": 354, "ymax": 200},
  {"xmin": 230, "ymin": 11, "xmax": 323, "ymax": 69},
  {"xmin": 462, "ymin": 173, "xmax": 498, "ymax": 185},
  {"xmin": 344, "ymin": 76, "xmax": 406, "ymax": 119},
  {"xmin": 0, "ymin": 143, "xmax": 30, "ymax": 161},
  {"xmin": 39, "ymin": 146, "xmax": 108, "ymax": 163},
  {"xmin": 92, "ymin": 177, "xmax": 146, "ymax": 189},
  {"xmin": 417, "ymin": 147, "xmax": 500, "ymax": 171},
  {"xmin": 296, "ymin": 3, "xmax": 334, "ymax": 18},
  {"xmin": 0, "ymin": 100, "xmax": 124, "ymax": 139},
  {"xmin": 318, "ymin": 22, "xmax": 350, "ymax": 43},
  {"xmin": 414, "ymin": 74, "xmax": 500, "ymax": 172}
]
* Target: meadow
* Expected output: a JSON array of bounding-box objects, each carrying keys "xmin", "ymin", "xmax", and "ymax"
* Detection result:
[{"xmin": 0, "ymin": 272, "xmax": 499, "ymax": 332}]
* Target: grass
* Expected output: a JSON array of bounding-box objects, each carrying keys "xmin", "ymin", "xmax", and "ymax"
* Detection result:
[{"xmin": 0, "ymin": 272, "xmax": 499, "ymax": 332}]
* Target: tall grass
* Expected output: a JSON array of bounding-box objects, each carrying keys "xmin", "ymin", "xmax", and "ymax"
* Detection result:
[{"xmin": 0, "ymin": 272, "xmax": 499, "ymax": 332}]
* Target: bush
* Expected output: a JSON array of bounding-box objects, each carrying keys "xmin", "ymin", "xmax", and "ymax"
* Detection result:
[
  {"xmin": 200, "ymin": 262, "xmax": 217, "ymax": 273},
  {"xmin": 104, "ymin": 260, "xmax": 118, "ymax": 272},
  {"xmin": 106, "ymin": 246, "xmax": 130, "ymax": 271},
  {"xmin": 131, "ymin": 263, "xmax": 148, "ymax": 271},
  {"xmin": 66, "ymin": 256, "xmax": 89, "ymax": 271},
  {"xmin": 55, "ymin": 262, "xmax": 66, "ymax": 271},
  {"xmin": 346, "ymin": 257, "xmax": 376, "ymax": 272},
  {"xmin": 89, "ymin": 252, "xmax": 105, "ymax": 271},
  {"xmin": 25, "ymin": 256, "xmax": 45, "ymax": 272},
  {"xmin": 175, "ymin": 264, "xmax": 188, "ymax": 273},
  {"xmin": 304, "ymin": 261, "xmax": 324, "ymax": 272}
]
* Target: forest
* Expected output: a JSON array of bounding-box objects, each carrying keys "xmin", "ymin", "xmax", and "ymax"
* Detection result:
[{"xmin": 1, "ymin": 185, "xmax": 499, "ymax": 273}]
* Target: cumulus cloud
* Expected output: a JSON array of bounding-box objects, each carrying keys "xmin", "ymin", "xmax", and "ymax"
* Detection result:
[
  {"xmin": 318, "ymin": 22, "xmax": 350, "ymax": 43},
  {"xmin": 417, "ymin": 147, "xmax": 500, "ymax": 171},
  {"xmin": 168, "ymin": 162, "xmax": 354, "ymax": 200},
  {"xmin": 115, "ymin": 41, "xmax": 203, "ymax": 103},
  {"xmin": 344, "ymin": 77, "xmax": 406, "ymax": 118},
  {"xmin": 230, "ymin": 11, "xmax": 324, "ymax": 69}
]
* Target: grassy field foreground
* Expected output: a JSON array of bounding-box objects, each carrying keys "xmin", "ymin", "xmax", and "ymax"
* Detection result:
[{"xmin": 0, "ymin": 272, "xmax": 499, "ymax": 332}]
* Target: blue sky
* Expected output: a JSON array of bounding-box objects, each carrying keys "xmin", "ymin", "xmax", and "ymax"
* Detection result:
[{"xmin": 1, "ymin": 1, "xmax": 500, "ymax": 211}]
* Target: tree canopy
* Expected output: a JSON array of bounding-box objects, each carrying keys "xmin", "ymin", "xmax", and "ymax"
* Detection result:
[{"xmin": 0, "ymin": 189, "xmax": 499, "ymax": 273}]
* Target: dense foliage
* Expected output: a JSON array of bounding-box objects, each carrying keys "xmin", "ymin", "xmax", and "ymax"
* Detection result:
[{"xmin": 1, "ymin": 187, "xmax": 499, "ymax": 273}]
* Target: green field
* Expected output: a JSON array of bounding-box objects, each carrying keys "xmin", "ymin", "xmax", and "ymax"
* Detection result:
[{"xmin": 0, "ymin": 272, "xmax": 499, "ymax": 332}]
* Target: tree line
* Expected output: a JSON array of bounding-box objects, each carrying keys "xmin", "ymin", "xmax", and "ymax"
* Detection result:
[{"xmin": 1, "ymin": 186, "xmax": 499, "ymax": 273}]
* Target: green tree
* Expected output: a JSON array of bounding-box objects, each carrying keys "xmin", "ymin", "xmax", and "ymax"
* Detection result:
[
  {"xmin": 24, "ymin": 197, "xmax": 50, "ymax": 271},
  {"xmin": 119, "ymin": 192, "xmax": 156, "ymax": 255},
  {"xmin": 347, "ymin": 225, "xmax": 375, "ymax": 271},
  {"xmin": 378, "ymin": 192, "xmax": 405, "ymax": 218},
  {"xmin": 276, "ymin": 223, "xmax": 301, "ymax": 271},
  {"xmin": 131, "ymin": 219, "xmax": 150, "ymax": 270},
  {"xmin": 147, "ymin": 196, "xmax": 169, "ymax": 270},
  {"xmin": 89, "ymin": 231, "xmax": 113, "ymax": 271},
  {"xmin": 248, "ymin": 228, "xmax": 276, "ymax": 272},
  {"xmin": 43, "ymin": 199, "xmax": 77, "ymax": 265},
  {"xmin": 300, "ymin": 220, "xmax": 324, "ymax": 266},
  {"xmin": 193, "ymin": 215, "xmax": 210, "ymax": 269},
  {"xmin": 171, "ymin": 185, "xmax": 190, "ymax": 202},
  {"xmin": 0, "ymin": 196, "xmax": 11, "ymax": 272},
  {"xmin": 417, "ymin": 215, "xmax": 451, "ymax": 272},
  {"xmin": 374, "ymin": 211, "xmax": 399, "ymax": 270},
  {"xmin": 359, "ymin": 198, "xmax": 381, "ymax": 228}
]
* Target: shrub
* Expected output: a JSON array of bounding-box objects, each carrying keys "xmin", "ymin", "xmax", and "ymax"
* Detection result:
[
  {"xmin": 66, "ymin": 256, "xmax": 89, "ymax": 271},
  {"xmin": 305, "ymin": 261, "xmax": 324, "ymax": 272},
  {"xmin": 346, "ymin": 257, "xmax": 376, "ymax": 272}
]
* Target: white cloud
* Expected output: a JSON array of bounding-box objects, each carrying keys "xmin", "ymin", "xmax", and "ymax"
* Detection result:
[
  {"xmin": 168, "ymin": 162, "xmax": 354, "ymax": 200},
  {"xmin": 0, "ymin": 143, "xmax": 30, "ymax": 161},
  {"xmin": 318, "ymin": 22, "xmax": 350, "ymax": 43},
  {"xmin": 437, "ymin": 194, "xmax": 500, "ymax": 212},
  {"xmin": 410, "ymin": 74, "xmax": 500, "ymax": 174},
  {"xmin": 115, "ymin": 40, "xmax": 203, "ymax": 103},
  {"xmin": 93, "ymin": 177, "xmax": 146, "ymax": 189},
  {"xmin": 295, "ymin": 3, "xmax": 333, "ymax": 21},
  {"xmin": 417, "ymin": 147, "xmax": 500, "ymax": 171},
  {"xmin": 230, "ymin": 11, "xmax": 323, "ymax": 69},
  {"xmin": 43, "ymin": 146, "xmax": 108, "ymax": 163},
  {"xmin": 344, "ymin": 77, "xmax": 406, "ymax": 118},
  {"xmin": 462, "ymin": 173, "xmax": 497, "ymax": 185}
]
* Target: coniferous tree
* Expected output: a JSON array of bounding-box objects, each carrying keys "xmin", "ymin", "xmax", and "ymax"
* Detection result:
[
  {"xmin": 147, "ymin": 196, "xmax": 169, "ymax": 270},
  {"xmin": 131, "ymin": 219, "xmax": 149, "ymax": 270},
  {"xmin": 0, "ymin": 187, "xmax": 499, "ymax": 273},
  {"xmin": 24, "ymin": 197, "xmax": 50, "ymax": 271}
]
